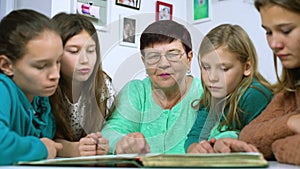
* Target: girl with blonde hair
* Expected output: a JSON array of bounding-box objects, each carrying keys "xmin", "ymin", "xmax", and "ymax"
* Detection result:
[{"xmin": 185, "ymin": 24, "xmax": 273, "ymax": 153}]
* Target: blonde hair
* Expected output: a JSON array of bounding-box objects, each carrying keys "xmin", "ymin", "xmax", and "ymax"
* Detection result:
[{"xmin": 197, "ymin": 24, "xmax": 272, "ymax": 130}]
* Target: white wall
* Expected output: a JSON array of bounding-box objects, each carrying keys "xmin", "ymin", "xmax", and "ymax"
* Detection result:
[
  {"xmin": 12, "ymin": 0, "xmax": 72, "ymax": 17},
  {"xmin": 1, "ymin": 0, "xmax": 277, "ymax": 91},
  {"xmin": 0, "ymin": 0, "xmax": 14, "ymax": 20}
]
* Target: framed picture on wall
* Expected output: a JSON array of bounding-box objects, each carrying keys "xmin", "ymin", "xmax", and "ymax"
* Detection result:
[
  {"xmin": 116, "ymin": 0, "xmax": 141, "ymax": 10},
  {"xmin": 119, "ymin": 15, "xmax": 138, "ymax": 47},
  {"xmin": 74, "ymin": 0, "xmax": 111, "ymax": 31},
  {"xmin": 187, "ymin": 0, "xmax": 212, "ymax": 24},
  {"xmin": 156, "ymin": 1, "xmax": 173, "ymax": 21}
]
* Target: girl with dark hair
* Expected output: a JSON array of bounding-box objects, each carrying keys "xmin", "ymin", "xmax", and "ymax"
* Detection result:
[
  {"xmin": 0, "ymin": 9, "xmax": 63, "ymax": 165},
  {"xmin": 50, "ymin": 13, "xmax": 115, "ymax": 157}
]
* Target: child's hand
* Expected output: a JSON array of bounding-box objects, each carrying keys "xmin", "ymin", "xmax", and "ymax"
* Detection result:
[
  {"xmin": 96, "ymin": 135, "xmax": 109, "ymax": 155},
  {"xmin": 40, "ymin": 138, "xmax": 63, "ymax": 159},
  {"xmin": 187, "ymin": 138, "xmax": 216, "ymax": 153},
  {"xmin": 78, "ymin": 132, "xmax": 109, "ymax": 156},
  {"xmin": 116, "ymin": 132, "xmax": 150, "ymax": 154},
  {"xmin": 213, "ymin": 138, "xmax": 258, "ymax": 153}
]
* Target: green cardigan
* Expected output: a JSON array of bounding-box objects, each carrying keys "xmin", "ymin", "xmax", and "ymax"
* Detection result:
[
  {"xmin": 102, "ymin": 76, "xmax": 203, "ymax": 154},
  {"xmin": 0, "ymin": 73, "xmax": 56, "ymax": 165},
  {"xmin": 184, "ymin": 78, "xmax": 273, "ymax": 152}
]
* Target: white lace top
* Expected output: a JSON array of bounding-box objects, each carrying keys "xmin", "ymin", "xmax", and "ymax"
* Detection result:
[{"xmin": 66, "ymin": 75, "xmax": 115, "ymax": 140}]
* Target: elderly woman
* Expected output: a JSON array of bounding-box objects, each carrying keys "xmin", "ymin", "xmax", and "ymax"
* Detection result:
[{"xmin": 102, "ymin": 20, "xmax": 203, "ymax": 154}]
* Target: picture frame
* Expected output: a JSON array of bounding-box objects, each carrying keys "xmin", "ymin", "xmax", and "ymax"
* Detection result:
[
  {"xmin": 156, "ymin": 1, "xmax": 173, "ymax": 21},
  {"xmin": 73, "ymin": 0, "xmax": 111, "ymax": 31},
  {"xmin": 119, "ymin": 15, "xmax": 138, "ymax": 48},
  {"xmin": 115, "ymin": 0, "xmax": 141, "ymax": 10},
  {"xmin": 187, "ymin": 0, "xmax": 212, "ymax": 24}
]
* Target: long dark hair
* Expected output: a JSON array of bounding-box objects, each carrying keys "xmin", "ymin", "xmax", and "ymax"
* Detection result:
[
  {"xmin": 0, "ymin": 9, "xmax": 59, "ymax": 67},
  {"xmin": 50, "ymin": 13, "xmax": 113, "ymax": 141}
]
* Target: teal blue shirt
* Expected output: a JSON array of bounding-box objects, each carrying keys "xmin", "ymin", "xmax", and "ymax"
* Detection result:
[
  {"xmin": 184, "ymin": 78, "xmax": 273, "ymax": 152},
  {"xmin": 0, "ymin": 73, "xmax": 56, "ymax": 165},
  {"xmin": 102, "ymin": 76, "xmax": 203, "ymax": 154}
]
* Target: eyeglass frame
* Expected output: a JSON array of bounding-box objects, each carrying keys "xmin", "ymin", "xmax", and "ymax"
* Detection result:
[{"xmin": 142, "ymin": 49, "xmax": 185, "ymax": 65}]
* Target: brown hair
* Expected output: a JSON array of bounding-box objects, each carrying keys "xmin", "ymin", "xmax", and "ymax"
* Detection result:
[
  {"xmin": 254, "ymin": 0, "xmax": 300, "ymax": 92},
  {"xmin": 0, "ymin": 9, "xmax": 59, "ymax": 69},
  {"xmin": 50, "ymin": 13, "xmax": 114, "ymax": 141}
]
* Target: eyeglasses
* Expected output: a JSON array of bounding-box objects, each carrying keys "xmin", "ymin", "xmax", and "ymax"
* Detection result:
[{"xmin": 143, "ymin": 49, "xmax": 185, "ymax": 65}]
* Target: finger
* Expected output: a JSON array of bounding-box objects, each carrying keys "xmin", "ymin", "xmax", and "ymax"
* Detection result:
[
  {"xmin": 192, "ymin": 143, "xmax": 211, "ymax": 153},
  {"xmin": 214, "ymin": 140, "xmax": 231, "ymax": 153},
  {"xmin": 234, "ymin": 143, "xmax": 251, "ymax": 152},
  {"xmin": 133, "ymin": 133, "xmax": 150, "ymax": 153},
  {"xmin": 210, "ymin": 138, "xmax": 216, "ymax": 145},
  {"xmin": 95, "ymin": 131, "xmax": 102, "ymax": 138},
  {"xmin": 144, "ymin": 142, "xmax": 151, "ymax": 153},
  {"xmin": 55, "ymin": 143, "xmax": 63, "ymax": 150},
  {"xmin": 127, "ymin": 136, "xmax": 140, "ymax": 153},
  {"xmin": 97, "ymin": 144, "xmax": 109, "ymax": 151},
  {"xmin": 96, "ymin": 149, "xmax": 108, "ymax": 155},
  {"xmin": 115, "ymin": 144, "xmax": 123, "ymax": 154},
  {"xmin": 249, "ymin": 144, "xmax": 259, "ymax": 152},
  {"xmin": 116, "ymin": 138, "xmax": 130, "ymax": 154},
  {"xmin": 98, "ymin": 138, "xmax": 109, "ymax": 145},
  {"xmin": 199, "ymin": 140, "xmax": 215, "ymax": 153},
  {"xmin": 80, "ymin": 138, "xmax": 97, "ymax": 146},
  {"xmin": 242, "ymin": 142, "xmax": 259, "ymax": 152},
  {"xmin": 131, "ymin": 135, "xmax": 150, "ymax": 154},
  {"xmin": 97, "ymin": 138, "xmax": 109, "ymax": 151},
  {"xmin": 80, "ymin": 150, "xmax": 97, "ymax": 156},
  {"xmin": 117, "ymin": 133, "xmax": 146, "ymax": 154},
  {"xmin": 132, "ymin": 132, "xmax": 145, "ymax": 138},
  {"xmin": 227, "ymin": 139, "xmax": 256, "ymax": 152},
  {"xmin": 79, "ymin": 144, "xmax": 97, "ymax": 151},
  {"xmin": 195, "ymin": 144, "xmax": 209, "ymax": 153},
  {"xmin": 97, "ymin": 142, "xmax": 108, "ymax": 151},
  {"xmin": 96, "ymin": 144, "xmax": 109, "ymax": 155},
  {"xmin": 231, "ymin": 142, "xmax": 259, "ymax": 152},
  {"xmin": 215, "ymin": 146, "xmax": 231, "ymax": 153},
  {"xmin": 87, "ymin": 133, "xmax": 99, "ymax": 142}
]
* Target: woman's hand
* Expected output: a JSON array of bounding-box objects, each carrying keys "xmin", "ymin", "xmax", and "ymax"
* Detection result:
[
  {"xmin": 287, "ymin": 112, "xmax": 300, "ymax": 134},
  {"xmin": 40, "ymin": 138, "xmax": 63, "ymax": 159},
  {"xmin": 213, "ymin": 138, "xmax": 258, "ymax": 153},
  {"xmin": 187, "ymin": 138, "xmax": 216, "ymax": 153},
  {"xmin": 116, "ymin": 132, "xmax": 150, "ymax": 154},
  {"xmin": 78, "ymin": 132, "xmax": 109, "ymax": 156}
]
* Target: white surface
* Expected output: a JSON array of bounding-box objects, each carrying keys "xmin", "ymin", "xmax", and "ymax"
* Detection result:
[{"xmin": 0, "ymin": 161, "xmax": 299, "ymax": 169}]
